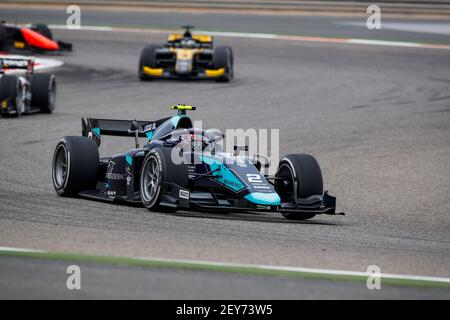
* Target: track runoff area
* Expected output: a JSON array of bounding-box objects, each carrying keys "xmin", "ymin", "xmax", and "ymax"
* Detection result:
[{"xmin": 48, "ymin": 24, "xmax": 450, "ymax": 50}]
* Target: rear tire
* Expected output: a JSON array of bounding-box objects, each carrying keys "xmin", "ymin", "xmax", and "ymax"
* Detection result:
[
  {"xmin": 213, "ymin": 46, "xmax": 233, "ymax": 82},
  {"xmin": 33, "ymin": 24, "xmax": 53, "ymax": 40},
  {"xmin": 52, "ymin": 136, "xmax": 99, "ymax": 196},
  {"xmin": 138, "ymin": 45, "xmax": 159, "ymax": 81},
  {"xmin": 275, "ymin": 154, "xmax": 323, "ymax": 220},
  {"xmin": 0, "ymin": 75, "xmax": 24, "ymax": 117},
  {"xmin": 30, "ymin": 73, "xmax": 56, "ymax": 113}
]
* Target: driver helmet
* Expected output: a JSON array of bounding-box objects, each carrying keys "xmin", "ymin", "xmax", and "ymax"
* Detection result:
[{"xmin": 181, "ymin": 39, "xmax": 196, "ymax": 48}]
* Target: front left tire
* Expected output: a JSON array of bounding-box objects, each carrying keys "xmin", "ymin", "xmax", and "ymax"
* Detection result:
[
  {"xmin": 140, "ymin": 148, "xmax": 165, "ymax": 210},
  {"xmin": 140, "ymin": 148, "xmax": 177, "ymax": 212}
]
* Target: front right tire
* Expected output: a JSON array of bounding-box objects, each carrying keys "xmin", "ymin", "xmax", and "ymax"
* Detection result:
[{"xmin": 275, "ymin": 154, "xmax": 323, "ymax": 220}]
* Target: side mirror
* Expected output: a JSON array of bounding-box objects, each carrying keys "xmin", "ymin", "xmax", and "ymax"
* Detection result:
[{"xmin": 234, "ymin": 145, "xmax": 248, "ymax": 156}]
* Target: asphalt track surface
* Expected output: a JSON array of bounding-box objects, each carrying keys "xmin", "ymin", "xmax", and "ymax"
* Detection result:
[{"xmin": 0, "ymin": 8, "xmax": 449, "ymax": 299}]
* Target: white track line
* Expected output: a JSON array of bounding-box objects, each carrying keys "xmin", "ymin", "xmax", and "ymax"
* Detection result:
[
  {"xmin": 1, "ymin": 246, "xmax": 449, "ymax": 284},
  {"xmin": 348, "ymin": 39, "xmax": 421, "ymax": 47},
  {"xmin": 49, "ymin": 25, "xmax": 113, "ymax": 32},
  {"xmin": 0, "ymin": 246, "xmax": 46, "ymax": 253},
  {"xmin": 136, "ymin": 256, "xmax": 450, "ymax": 284},
  {"xmin": 48, "ymin": 24, "xmax": 450, "ymax": 50}
]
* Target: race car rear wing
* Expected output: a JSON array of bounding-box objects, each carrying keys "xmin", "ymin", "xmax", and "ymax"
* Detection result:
[
  {"xmin": 168, "ymin": 34, "xmax": 213, "ymax": 43},
  {"xmin": 167, "ymin": 34, "xmax": 213, "ymax": 48},
  {"xmin": 0, "ymin": 57, "xmax": 34, "ymax": 73},
  {"xmin": 81, "ymin": 117, "xmax": 170, "ymax": 147}
]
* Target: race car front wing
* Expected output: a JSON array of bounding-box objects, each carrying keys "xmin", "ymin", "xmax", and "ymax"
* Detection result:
[
  {"xmin": 158, "ymin": 183, "xmax": 345, "ymax": 216},
  {"xmin": 142, "ymin": 66, "xmax": 225, "ymax": 79}
]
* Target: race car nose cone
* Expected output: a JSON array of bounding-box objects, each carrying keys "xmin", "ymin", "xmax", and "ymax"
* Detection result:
[
  {"xmin": 244, "ymin": 192, "xmax": 281, "ymax": 206},
  {"xmin": 21, "ymin": 28, "xmax": 60, "ymax": 51}
]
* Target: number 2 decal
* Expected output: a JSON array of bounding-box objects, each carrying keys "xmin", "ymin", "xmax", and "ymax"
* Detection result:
[{"xmin": 247, "ymin": 173, "xmax": 262, "ymax": 183}]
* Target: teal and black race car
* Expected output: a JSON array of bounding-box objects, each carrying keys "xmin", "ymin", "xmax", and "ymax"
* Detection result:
[{"xmin": 52, "ymin": 105, "xmax": 343, "ymax": 220}]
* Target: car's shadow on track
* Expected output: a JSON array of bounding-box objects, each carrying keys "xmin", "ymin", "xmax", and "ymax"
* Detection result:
[
  {"xmin": 73, "ymin": 197, "xmax": 342, "ymax": 226},
  {"xmin": 137, "ymin": 76, "xmax": 241, "ymax": 86},
  {"xmin": 165, "ymin": 210, "xmax": 342, "ymax": 226}
]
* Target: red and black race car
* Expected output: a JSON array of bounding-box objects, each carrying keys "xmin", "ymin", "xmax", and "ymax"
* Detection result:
[{"xmin": 0, "ymin": 21, "xmax": 72, "ymax": 53}]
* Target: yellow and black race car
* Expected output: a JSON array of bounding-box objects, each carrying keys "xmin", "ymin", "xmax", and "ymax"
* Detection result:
[{"xmin": 138, "ymin": 26, "xmax": 233, "ymax": 82}]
